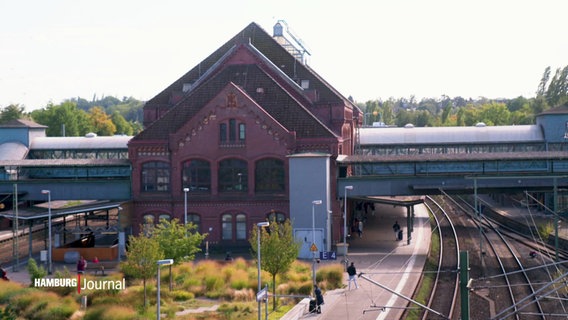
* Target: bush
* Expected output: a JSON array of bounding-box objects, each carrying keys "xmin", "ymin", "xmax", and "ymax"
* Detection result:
[
  {"xmin": 83, "ymin": 305, "xmax": 138, "ymax": 320},
  {"xmin": 0, "ymin": 281, "xmax": 25, "ymax": 303},
  {"xmin": 27, "ymin": 259, "xmax": 47, "ymax": 286},
  {"xmin": 316, "ymin": 264, "xmax": 343, "ymax": 289},
  {"xmin": 172, "ymin": 290, "xmax": 194, "ymax": 301}
]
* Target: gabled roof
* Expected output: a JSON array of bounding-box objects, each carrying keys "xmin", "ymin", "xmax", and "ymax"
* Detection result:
[
  {"xmin": 539, "ymin": 102, "xmax": 568, "ymax": 115},
  {"xmin": 145, "ymin": 22, "xmax": 354, "ymax": 110},
  {"xmin": 0, "ymin": 119, "xmax": 47, "ymax": 128},
  {"xmin": 132, "ymin": 63, "xmax": 336, "ymax": 141}
]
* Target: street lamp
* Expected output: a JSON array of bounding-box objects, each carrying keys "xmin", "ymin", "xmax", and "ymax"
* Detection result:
[
  {"xmin": 311, "ymin": 200, "xmax": 322, "ymax": 285},
  {"xmin": 257, "ymin": 221, "xmax": 269, "ymax": 320},
  {"xmin": 343, "ymin": 186, "xmax": 353, "ymax": 270},
  {"xmin": 183, "ymin": 188, "xmax": 189, "ymax": 226},
  {"xmin": 41, "ymin": 190, "xmax": 52, "ymax": 275},
  {"xmin": 156, "ymin": 259, "xmax": 174, "ymax": 320}
]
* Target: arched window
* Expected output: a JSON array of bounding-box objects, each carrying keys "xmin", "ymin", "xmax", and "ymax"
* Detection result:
[
  {"xmin": 267, "ymin": 211, "xmax": 286, "ymax": 223},
  {"xmin": 222, "ymin": 214, "xmax": 232, "ymax": 240},
  {"xmin": 143, "ymin": 214, "xmax": 155, "ymax": 225},
  {"xmin": 158, "ymin": 214, "xmax": 171, "ymax": 223},
  {"xmin": 142, "ymin": 214, "xmax": 155, "ymax": 236},
  {"xmin": 141, "ymin": 161, "xmax": 170, "ymax": 192},
  {"xmin": 255, "ymin": 158, "xmax": 285, "ymax": 193},
  {"xmin": 218, "ymin": 158, "xmax": 248, "ymax": 192},
  {"xmin": 182, "ymin": 159, "xmax": 211, "ymax": 192},
  {"xmin": 236, "ymin": 214, "xmax": 247, "ymax": 240},
  {"xmin": 187, "ymin": 213, "xmax": 201, "ymax": 233}
]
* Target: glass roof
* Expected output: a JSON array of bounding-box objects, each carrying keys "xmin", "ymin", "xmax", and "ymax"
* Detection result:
[
  {"xmin": 30, "ymin": 135, "xmax": 132, "ymax": 150},
  {"xmin": 359, "ymin": 125, "xmax": 544, "ymax": 145}
]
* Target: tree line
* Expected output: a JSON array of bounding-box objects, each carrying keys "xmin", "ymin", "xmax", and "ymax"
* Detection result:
[
  {"xmin": 0, "ymin": 96, "xmax": 144, "ymax": 136},
  {"xmin": 1, "ymin": 65, "xmax": 567, "ymax": 133},
  {"xmin": 359, "ymin": 64, "xmax": 568, "ymax": 127}
]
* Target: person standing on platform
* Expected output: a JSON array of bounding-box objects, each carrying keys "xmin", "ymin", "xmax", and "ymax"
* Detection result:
[
  {"xmin": 77, "ymin": 256, "xmax": 87, "ymax": 274},
  {"xmin": 314, "ymin": 285, "xmax": 324, "ymax": 313},
  {"xmin": 392, "ymin": 221, "xmax": 401, "ymax": 240},
  {"xmin": 347, "ymin": 262, "xmax": 359, "ymax": 290},
  {"xmin": 358, "ymin": 219, "xmax": 364, "ymax": 238}
]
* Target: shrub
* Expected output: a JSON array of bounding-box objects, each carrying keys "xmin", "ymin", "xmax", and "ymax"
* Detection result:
[
  {"xmin": 0, "ymin": 281, "xmax": 25, "ymax": 303},
  {"xmin": 316, "ymin": 263, "xmax": 343, "ymax": 289},
  {"xmin": 27, "ymin": 258, "xmax": 47, "ymax": 286},
  {"xmin": 172, "ymin": 290, "xmax": 194, "ymax": 301},
  {"xmin": 83, "ymin": 305, "xmax": 138, "ymax": 320},
  {"xmin": 228, "ymin": 269, "xmax": 249, "ymax": 290}
]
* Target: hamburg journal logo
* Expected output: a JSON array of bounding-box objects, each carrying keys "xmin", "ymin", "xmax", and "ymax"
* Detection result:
[{"xmin": 34, "ymin": 274, "xmax": 126, "ymax": 294}]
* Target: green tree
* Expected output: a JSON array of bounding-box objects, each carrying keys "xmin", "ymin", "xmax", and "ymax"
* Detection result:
[
  {"xmin": 249, "ymin": 219, "xmax": 300, "ymax": 311},
  {"xmin": 478, "ymin": 102, "xmax": 510, "ymax": 125},
  {"xmin": 31, "ymin": 102, "xmax": 92, "ymax": 136},
  {"xmin": 456, "ymin": 107, "xmax": 466, "ymax": 126},
  {"xmin": 152, "ymin": 218, "xmax": 207, "ymax": 264},
  {"xmin": 0, "ymin": 104, "xmax": 27, "ymax": 124},
  {"xmin": 440, "ymin": 101, "xmax": 452, "ymax": 126},
  {"xmin": 111, "ymin": 111, "xmax": 134, "ymax": 135},
  {"xmin": 120, "ymin": 234, "xmax": 164, "ymax": 307}
]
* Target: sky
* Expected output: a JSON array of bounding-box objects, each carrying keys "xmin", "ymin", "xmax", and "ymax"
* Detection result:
[{"xmin": 1, "ymin": 0, "xmax": 567, "ymax": 111}]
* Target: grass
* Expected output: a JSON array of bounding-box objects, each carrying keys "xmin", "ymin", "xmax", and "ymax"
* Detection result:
[{"xmin": 4, "ymin": 257, "xmax": 343, "ymax": 319}]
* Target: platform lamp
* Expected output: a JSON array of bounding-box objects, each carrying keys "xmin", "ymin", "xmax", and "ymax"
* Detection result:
[
  {"xmin": 311, "ymin": 200, "xmax": 322, "ymax": 286},
  {"xmin": 343, "ymin": 186, "xmax": 353, "ymax": 270},
  {"xmin": 257, "ymin": 221, "xmax": 270, "ymax": 320},
  {"xmin": 156, "ymin": 259, "xmax": 174, "ymax": 320},
  {"xmin": 41, "ymin": 190, "xmax": 52, "ymax": 274}
]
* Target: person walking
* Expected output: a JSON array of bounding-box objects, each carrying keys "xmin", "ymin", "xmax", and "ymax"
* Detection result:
[
  {"xmin": 357, "ymin": 219, "xmax": 364, "ymax": 238},
  {"xmin": 347, "ymin": 262, "xmax": 359, "ymax": 290}
]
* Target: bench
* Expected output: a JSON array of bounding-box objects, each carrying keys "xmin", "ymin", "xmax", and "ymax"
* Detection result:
[{"xmin": 85, "ymin": 261, "xmax": 119, "ymax": 276}]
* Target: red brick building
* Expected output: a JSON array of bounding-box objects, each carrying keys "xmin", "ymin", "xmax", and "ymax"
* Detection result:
[{"xmin": 128, "ymin": 22, "xmax": 360, "ymax": 249}]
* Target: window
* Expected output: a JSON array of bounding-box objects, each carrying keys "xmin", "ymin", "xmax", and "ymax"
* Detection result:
[
  {"xmin": 218, "ymin": 159, "xmax": 248, "ymax": 192},
  {"xmin": 219, "ymin": 118, "xmax": 245, "ymax": 145},
  {"xmin": 255, "ymin": 158, "xmax": 285, "ymax": 192},
  {"xmin": 220, "ymin": 123, "xmax": 227, "ymax": 143},
  {"xmin": 221, "ymin": 212, "xmax": 247, "ymax": 241},
  {"xmin": 222, "ymin": 214, "xmax": 232, "ymax": 240},
  {"xmin": 229, "ymin": 119, "xmax": 236, "ymax": 142},
  {"xmin": 267, "ymin": 211, "xmax": 286, "ymax": 223},
  {"xmin": 158, "ymin": 214, "xmax": 171, "ymax": 222},
  {"xmin": 188, "ymin": 214, "xmax": 201, "ymax": 233},
  {"xmin": 236, "ymin": 214, "xmax": 247, "ymax": 240},
  {"xmin": 141, "ymin": 161, "xmax": 170, "ymax": 192},
  {"xmin": 239, "ymin": 123, "xmax": 246, "ymax": 141},
  {"xmin": 142, "ymin": 214, "xmax": 155, "ymax": 236},
  {"xmin": 182, "ymin": 159, "xmax": 211, "ymax": 192}
]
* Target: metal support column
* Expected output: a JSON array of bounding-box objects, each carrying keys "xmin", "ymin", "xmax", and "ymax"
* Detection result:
[{"xmin": 460, "ymin": 251, "xmax": 470, "ymax": 320}]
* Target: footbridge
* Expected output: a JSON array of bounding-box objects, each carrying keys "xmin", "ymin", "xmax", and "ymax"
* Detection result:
[{"xmin": 338, "ymin": 109, "xmax": 568, "ymax": 199}]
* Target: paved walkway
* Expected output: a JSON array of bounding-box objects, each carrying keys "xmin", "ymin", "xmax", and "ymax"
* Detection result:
[{"xmin": 299, "ymin": 202, "xmax": 431, "ymax": 320}]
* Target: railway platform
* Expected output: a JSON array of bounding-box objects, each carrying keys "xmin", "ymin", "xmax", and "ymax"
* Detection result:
[{"xmin": 295, "ymin": 202, "xmax": 432, "ymax": 320}]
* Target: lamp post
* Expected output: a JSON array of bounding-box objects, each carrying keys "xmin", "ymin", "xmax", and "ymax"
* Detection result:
[
  {"xmin": 183, "ymin": 188, "xmax": 189, "ymax": 226},
  {"xmin": 156, "ymin": 259, "xmax": 174, "ymax": 320},
  {"xmin": 257, "ymin": 221, "xmax": 269, "ymax": 320},
  {"xmin": 343, "ymin": 186, "xmax": 353, "ymax": 270},
  {"xmin": 311, "ymin": 200, "xmax": 322, "ymax": 285},
  {"xmin": 41, "ymin": 190, "xmax": 52, "ymax": 274}
]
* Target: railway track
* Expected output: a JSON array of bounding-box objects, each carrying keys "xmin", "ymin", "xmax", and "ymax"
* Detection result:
[
  {"xmin": 449, "ymin": 195, "xmax": 568, "ymax": 319},
  {"xmin": 419, "ymin": 196, "xmax": 460, "ymax": 320}
]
